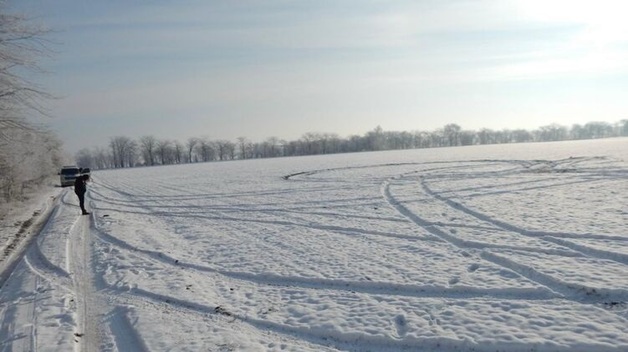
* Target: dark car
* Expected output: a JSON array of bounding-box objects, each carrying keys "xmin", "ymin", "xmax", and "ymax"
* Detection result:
[{"xmin": 59, "ymin": 166, "xmax": 81, "ymax": 187}]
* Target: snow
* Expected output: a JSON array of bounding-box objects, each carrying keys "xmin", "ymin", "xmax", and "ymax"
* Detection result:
[
  {"xmin": 0, "ymin": 180, "xmax": 60, "ymax": 286},
  {"xmin": 1, "ymin": 138, "xmax": 627, "ymax": 351}
]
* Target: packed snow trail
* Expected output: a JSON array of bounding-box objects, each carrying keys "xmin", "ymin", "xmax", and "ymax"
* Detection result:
[
  {"xmin": 1, "ymin": 190, "xmax": 86, "ymax": 351},
  {"xmin": 68, "ymin": 208, "xmax": 100, "ymax": 351},
  {"xmin": 0, "ymin": 189, "xmax": 149, "ymax": 352}
]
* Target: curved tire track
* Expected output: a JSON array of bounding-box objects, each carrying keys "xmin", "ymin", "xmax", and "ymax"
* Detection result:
[{"xmin": 382, "ymin": 161, "xmax": 628, "ymax": 303}]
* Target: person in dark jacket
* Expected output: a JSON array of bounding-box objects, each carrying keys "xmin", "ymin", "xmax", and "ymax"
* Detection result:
[{"xmin": 74, "ymin": 174, "xmax": 90, "ymax": 215}]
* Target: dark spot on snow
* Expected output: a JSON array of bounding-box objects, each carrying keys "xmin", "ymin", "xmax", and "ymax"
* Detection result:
[
  {"xmin": 582, "ymin": 288, "xmax": 598, "ymax": 296},
  {"xmin": 215, "ymin": 306, "xmax": 232, "ymax": 316},
  {"xmin": 468, "ymin": 263, "xmax": 480, "ymax": 272},
  {"xmin": 19, "ymin": 219, "xmax": 33, "ymax": 234},
  {"xmin": 395, "ymin": 315, "xmax": 406, "ymax": 326},
  {"xmin": 74, "ymin": 333, "xmax": 84, "ymax": 337},
  {"xmin": 174, "ymin": 259, "xmax": 179, "ymax": 264},
  {"xmin": 102, "ymin": 214, "xmax": 110, "ymax": 218},
  {"xmin": 603, "ymin": 301, "xmax": 626, "ymax": 309},
  {"xmin": 3, "ymin": 218, "xmax": 35, "ymax": 256}
]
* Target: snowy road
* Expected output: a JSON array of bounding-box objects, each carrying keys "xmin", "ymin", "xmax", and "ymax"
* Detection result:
[{"xmin": 1, "ymin": 140, "xmax": 627, "ymax": 351}]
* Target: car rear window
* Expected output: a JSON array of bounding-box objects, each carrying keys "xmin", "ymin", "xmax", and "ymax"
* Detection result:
[{"xmin": 61, "ymin": 168, "xmax": 80, "ymax": 175}]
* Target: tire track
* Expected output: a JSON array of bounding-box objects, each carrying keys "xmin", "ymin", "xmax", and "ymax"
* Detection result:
[
  {"xmin": 0, "ymin": 191, "xmax": 61, "ymax": 289},
  {"xmin": 382, "ymin": 163, "xmax": 627, "ymax": 303},
  {"xmin": 104, "ymin": 306, "xmax": 151, "ymax": 352},
  {"xmin": 419, "ymin": 171, "xmax": 628, "ymax": 262},
  {"xmin": 91, "ymin": 215, "xmax": 558, "ymax": 302},
  {"xmin": 68, "ymin": 207, "xmax": 100, "ymax": 351}
]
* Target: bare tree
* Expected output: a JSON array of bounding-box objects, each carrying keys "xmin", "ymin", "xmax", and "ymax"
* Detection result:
[
  {"xmin": 443, "ymin": 124, "xmax": 462, "ymax": 147},
  {"xmin": 173, "ymin": 141, "xmax": 183, "ymax": 164},
  {"xmin": 215, "ymin": 140, "xmax": 236, "ymax": 161},
  {"xmin": 459, "ymin": 130, "xmax": 476, "ymax": 146},
  {"xmin": 300, "ymin": 132, "xmax": 319, "ymax": 154},
  {"xmin": 198, "ymin": 138, "xmax": 215, "ymax": 162},
  {"xmin": 139, "ymin": 135, "xmax": 157, "ymax": 166},
  {"xmin": 583, "ymin": 121, "xmax": 613, "ymax": 139},
  {"xmin": 0, "ymin": 4, "xmax": 60, "ymax": 201},
  {"xmin": 511, "ymin": 129, "xmax": 532, "ymax": 143},
  {"xmin": 365, "ymin": 126, "xmax": 384, "ymax": 151},
  {"xmin": 215, "ymin": 140, "xmax": 227, "ymax": 161},
  {"xmin": 155, "ymin": 139, "xmax": 173, "ymax": 165},
  {"xmin": 71, "ymin": 118, "xmax": 628, "ymax": 168},
  {"xmin": 0, "ymin": 5, "xmax": 51, "ymax": 135},
  {"xmin": 186, "ymin": 137, "xmax": 198, "ymax": 163},
  {"xmin": 347, "ymin": 134, "xmax": 365, "ymax": 152},
  {"xmin": 92, "ymin": 147, "xmax": 112, "ymax": 169},
  {"xmin": 227, "ymin": 141, "xmax": 236, "ymax": 160},
  {"xmin": 536, "ymin": 124, "xmax": 568, "ymax": 142},
  {"xmin": 261, "ymin": 137, "xmax": 280, "ymax": 158},
  {"xmin": 236, "ymin": 136, "xmax": 251, "ymax": 160},
  {"xmin": 1, "ymin": 128, "xmax": 61, "ymax": 200},
  {"xmin": 109, "ymin": 136, "xmax": 136, "ymax": 168}
]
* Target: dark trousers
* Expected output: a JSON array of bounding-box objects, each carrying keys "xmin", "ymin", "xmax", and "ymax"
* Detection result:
[{"xmin": 76, "ymin": 192, "xmax": 86, "ymax": 213}]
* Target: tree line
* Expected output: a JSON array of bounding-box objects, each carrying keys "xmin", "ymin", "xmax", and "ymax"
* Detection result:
[
  {"xmin": 0, "ymin": 3, "xmax": 62, "ymax": 202},
  {"xmin": 77, "ymin": 120, "xmax": 628, "ymax": 170}
]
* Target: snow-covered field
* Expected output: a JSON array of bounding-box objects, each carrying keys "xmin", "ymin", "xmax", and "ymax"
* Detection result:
[{"xmin": 1, "ymin": 138, "xmax": 627, "ymax": 351}]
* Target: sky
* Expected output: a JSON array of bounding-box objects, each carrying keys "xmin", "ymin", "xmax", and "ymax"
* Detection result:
[{"xmin": 10, "ymin": 0, "xmax": 628, "ymax": 154}]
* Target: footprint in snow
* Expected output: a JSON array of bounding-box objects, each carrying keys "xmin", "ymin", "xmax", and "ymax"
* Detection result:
[
  {"xmin": 394, "ymin": 314, "xmax": 408, "ymax": 338},
  {"xmin": 468, "ymin": 263, "xmax": 480, "ymax": 272}
]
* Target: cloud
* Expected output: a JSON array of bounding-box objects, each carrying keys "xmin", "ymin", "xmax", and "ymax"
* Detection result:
[{"xmin": 16, "ymin": 0, "xmax": 628, "ymax": 154}]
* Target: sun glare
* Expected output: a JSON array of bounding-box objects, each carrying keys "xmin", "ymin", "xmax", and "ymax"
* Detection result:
[
  {"xmin": 505, "ymin": 0, "xmax": 628, "ymax": 78},
  {"xmin": 516, "ymin": 0, "xmax": 628, "ymax": 45}
]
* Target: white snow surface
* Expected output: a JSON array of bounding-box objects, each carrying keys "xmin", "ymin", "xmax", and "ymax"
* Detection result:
[{"xmin": 1, "ymin": 138, "xmax": 627, "ymax": 351}]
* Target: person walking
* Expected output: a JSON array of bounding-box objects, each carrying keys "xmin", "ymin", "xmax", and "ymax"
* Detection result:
[{"xmin": 74, "ymin": 174, "xmax": 90, "ymax": 215}]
